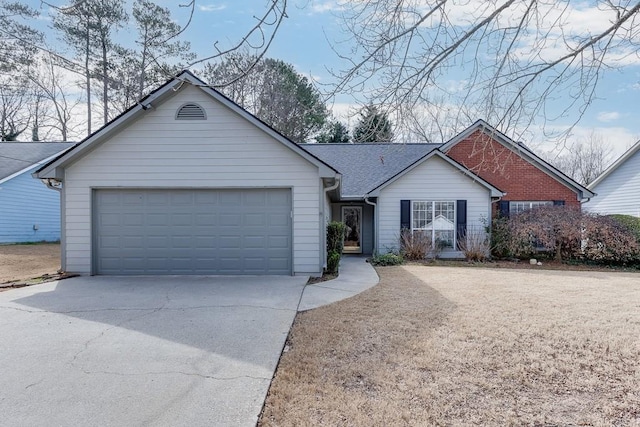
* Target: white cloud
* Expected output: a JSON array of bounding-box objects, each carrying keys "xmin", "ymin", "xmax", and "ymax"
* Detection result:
[
  {"xmin": 198, "ymin": 4, "xmax": 227, "ymax": 12},
  {"xmin": 597, "ymin": 111, "xmax": 621, "ymax": 123},
  {"xmin": 308, "ymin": 1, "xmax": 345, "ymax": 14}
]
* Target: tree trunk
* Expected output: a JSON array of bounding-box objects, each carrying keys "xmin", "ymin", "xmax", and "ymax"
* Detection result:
[
  {"xmin": 102, "ymin": 38, "xmax": 108, "ymax": 124},
  {"xmin": 85, "ymin": 19, "xmax": 92, "ymax": 136}
]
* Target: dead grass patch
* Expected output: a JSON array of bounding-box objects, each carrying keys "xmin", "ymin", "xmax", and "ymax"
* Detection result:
[
  {"xmin": 0, "ymin": 243, "xmax": 60, "ymax": 285},
  {"xmin": 260, "ymin": 266, "xmax": 640, "ymax": 426}
]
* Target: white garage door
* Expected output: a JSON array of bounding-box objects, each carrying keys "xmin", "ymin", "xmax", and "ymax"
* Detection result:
[{"xmin": 93, "ymin": 189, "xmax": 292, "ymax": 275}]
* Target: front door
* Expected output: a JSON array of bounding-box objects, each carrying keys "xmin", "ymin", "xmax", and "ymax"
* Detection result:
[{"xmin": 342, "ymin": 206, "xmax": 362, "ymax": 254}]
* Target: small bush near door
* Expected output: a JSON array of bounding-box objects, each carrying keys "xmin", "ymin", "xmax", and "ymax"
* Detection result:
[
  {"xmin": 326, "ymin": 221, "xmax": 346, "ymax": 274},
  {"xmin": 370, "ymin": 253, "xmax": 404, "ymax": 266}
]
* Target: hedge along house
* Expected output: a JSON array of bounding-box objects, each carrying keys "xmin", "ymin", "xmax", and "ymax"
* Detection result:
[
  {"xmin": 36, "ymin": 71, "xmax": 340, "ymax": 276},
  {"xmin": 442, "ymin": 120, "xmax": 595, "ymax": 216},
  {"xmin": 303, "ymin": 144, "xmax": 504, "ymax": 257}
]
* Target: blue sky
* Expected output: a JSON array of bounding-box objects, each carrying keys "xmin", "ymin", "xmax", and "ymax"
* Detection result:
[
  {"xmin": 28, "ymin": 1, "xmax": 640, "ymax": 159},
  {"xmin": 167, "ymin": 1, "xmax": 640, "ymax": 158}
]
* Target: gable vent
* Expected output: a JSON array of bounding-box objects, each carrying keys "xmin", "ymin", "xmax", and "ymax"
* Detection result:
[{"xmin": 175, "ymin": 103, "xmax": 206, "ymax": 120}]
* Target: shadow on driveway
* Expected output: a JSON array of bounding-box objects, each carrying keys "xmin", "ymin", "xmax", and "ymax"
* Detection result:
[{"xmin": 0, "ymin": 275, "xmax": 306, "ymax": 426}]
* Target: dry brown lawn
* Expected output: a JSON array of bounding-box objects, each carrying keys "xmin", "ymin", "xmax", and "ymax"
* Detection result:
[
  {"xmin": 260, "ymin": 265, "xmax": 640, "ymax": 426},
  {"xmin": 0, "ymin": 243, "xmax": 60, "ymax": 284}
]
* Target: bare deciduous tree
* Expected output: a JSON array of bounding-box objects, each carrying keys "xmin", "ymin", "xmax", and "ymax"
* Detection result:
[
  {"xmin": 544, "ymin": 131, "xmax": 614, "ymax": 185},
  {"xmin": 27, "ymin": 54, "xmax": 80, "ymax": 141},
  {"xmin": 0, "ymin": 77, "xmax": 31, "ymax": 141},
  {"xmin": 330, "ymin": 1, "xmax": 640, "ymax": 143}
]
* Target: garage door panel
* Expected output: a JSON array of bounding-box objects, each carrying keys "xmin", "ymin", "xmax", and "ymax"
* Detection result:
[{"xmin": 94, "ymin": 189, "xmax": 292, "ymax": 275}]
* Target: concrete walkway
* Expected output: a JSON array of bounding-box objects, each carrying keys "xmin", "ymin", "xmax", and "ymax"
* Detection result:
[{"xmin": 298, "ymin": 255, "xmax": 379, "ymax": 311}]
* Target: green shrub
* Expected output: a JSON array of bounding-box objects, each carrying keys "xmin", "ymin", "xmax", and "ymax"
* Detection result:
[
  {"xmin": 327, "ymin": 221, "xmax": 346, "ymax": 254},
  {"xmin": 326, "ymin": 250, "xmax": 341, "ymax": 274},
  {"xmin": 370, "ymin": 253, "xmax": 404, "ymax": 266},
  {"xmin": 490, "ymin": 215, "xmax": 512, "ymax": 258},
  {"xmin": 609, "ymin": 215, "xmax": 640, "ymax": 241},
  {"xmin": 325, "ymin": 221, "xmax": 346, "ymax": 274}
]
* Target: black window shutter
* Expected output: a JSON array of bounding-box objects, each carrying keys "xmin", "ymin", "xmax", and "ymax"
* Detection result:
[
  {"xmin": 456, "ymin": 200, "xmax": 467, "ymax": 249},
  {"xmin": 400, "ymin": 200, "xmax": 411, "ymax": 230},
  {"xmin": 499, "ymin": 201, "xmax": 510, "ymax": 217},
  {"xmin": 553, "ymin": 200, "xmax": 565, "ymax": 206}
]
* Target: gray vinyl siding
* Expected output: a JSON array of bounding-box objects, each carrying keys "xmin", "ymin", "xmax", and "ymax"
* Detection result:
[
  {"xmin": 377, "ymin": 155, "xmax": 492, "ymax": 253},
  {"xmin": 0, "ymin": 167, "xmax": 61, "ymax": 243},
  {"xmin": 62, "ymin": 84, "xmax": 323, "ymax": 275},
  {"xmin": 585, "ymin": 149, "xmax": 640, "ymax": 217}
]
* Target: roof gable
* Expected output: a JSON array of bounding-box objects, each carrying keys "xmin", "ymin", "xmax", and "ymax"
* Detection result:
[
  {"xmin": 589, "ymin": 139, "xmax": 640, "ymax": 189},
  {"xmin": 36, "ymin": 70, "xmax": 337, "ymax": 179},
  {"xmin": 0, "ymin": 142, "xmax": 75, "ymax": 183},
  {"xmin": 369, "ymin": 150, "xmax": 504, "ymax": 197},
  {"xmin": 441, "ymin": 119, "xmax": 595, "ymax": 199}
]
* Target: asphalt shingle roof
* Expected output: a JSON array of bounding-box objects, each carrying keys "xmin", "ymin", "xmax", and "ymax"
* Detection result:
[
  {"xmin": 302, "ymin": 143, "xmax": 441, "ymax": 196},
  {"xmin": 0, "ymin": 142, "xmax": 76, "ymax": 181}
]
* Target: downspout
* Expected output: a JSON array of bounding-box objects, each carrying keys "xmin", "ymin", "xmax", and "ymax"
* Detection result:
[
  {"xmin": 322, "ymin": 177, "xmax": 341, "ymax": 269},
  {"xmin": 364, "ymin": 196, "xmax": 377, "ymax": 255},
  {"xmin": 40, "ymin": 178, "xmax": 65, "ymax": 273}
]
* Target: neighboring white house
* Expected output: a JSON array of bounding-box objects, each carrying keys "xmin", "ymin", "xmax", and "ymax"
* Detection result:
[
  {"xmin": 584, "ymin": 140, "xmax": 640, "ymax": 217},
  {"xmin": 0, "ymin": 142, "xmax": 75, "ymax": 243}
]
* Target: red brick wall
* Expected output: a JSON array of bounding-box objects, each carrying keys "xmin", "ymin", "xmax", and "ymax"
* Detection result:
[{"xmin": 446, "ymin": 130, "xmax": 581, "ymax": 208}]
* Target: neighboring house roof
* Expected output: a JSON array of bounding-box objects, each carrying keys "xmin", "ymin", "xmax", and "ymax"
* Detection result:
[
  {"xmin": 588, "ymin": 139, "xmax": 640, "ymax": 189},
  {"xmin": 440, "ymin": 119, "xmax": 596, "ymax": 199},
  {"xmin": 36, "ymin": 70, "xmax": 338, "ymax": 180},
  {"xmin": 0, "ymin": 142, "xmax": 76, "ymax": 184},
  {"xmin": 302, "ymin": 143, "xmax": 440, "ymax": 197}
]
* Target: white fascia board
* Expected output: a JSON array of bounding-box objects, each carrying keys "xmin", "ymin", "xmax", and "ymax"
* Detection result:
[
  {"xmin": 36, "ymin": 75, "xmax": 193, "ymax": 179},
  {"xmin": 37, "ymin": 71, "xmax": 339, "ymax": 180}
]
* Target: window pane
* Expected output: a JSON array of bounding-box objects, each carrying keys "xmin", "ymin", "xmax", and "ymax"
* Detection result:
[
  {"xmin": 510, "ymin": 201, "xmax": 553, "ymax": 215},
  {"xmin": 412, "ymin": 202, "xmax": 427, "ymax": 229}
]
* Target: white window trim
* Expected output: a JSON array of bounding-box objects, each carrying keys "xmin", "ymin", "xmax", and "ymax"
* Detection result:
[
  {"xmin": 410, "ymin": 200, "xmax": 457, "ymax": 249},
  {"xmin": 509, "ymin": 200, "xmax": 553, "ymax": 215}
]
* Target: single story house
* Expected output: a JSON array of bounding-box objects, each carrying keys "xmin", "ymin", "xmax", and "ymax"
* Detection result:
[
  {"xmin": 36, "ymin": 70, "xmax": 506, "ymax": 276},
  {"xmin": 0, "ymin": 142, "xmax": 75, "ymax": 243},
  {"xmin": 36, "ymin": 70, "xmax": 591, "ymax": 276},
  {"xmin": 583, "ymin": 140, "xmax": 640, "ymax": 217},
  {"xmin": 303, "ymin": 143, "xmax": 502, "ymax": 256}
]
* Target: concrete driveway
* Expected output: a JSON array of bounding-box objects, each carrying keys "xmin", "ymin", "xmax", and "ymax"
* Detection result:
[{"xmin": 0, "ymin": 275, "xmax": 307, "ymax": 426}]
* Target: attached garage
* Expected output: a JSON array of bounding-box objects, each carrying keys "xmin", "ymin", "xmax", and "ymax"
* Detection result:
[
  {"xmin": 36, "ymin": 71, "xmax": 339, "ymax": 277},
  {"xmin": 94, "ymin": 188, "xmax": 292, "ymax": 275}
]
